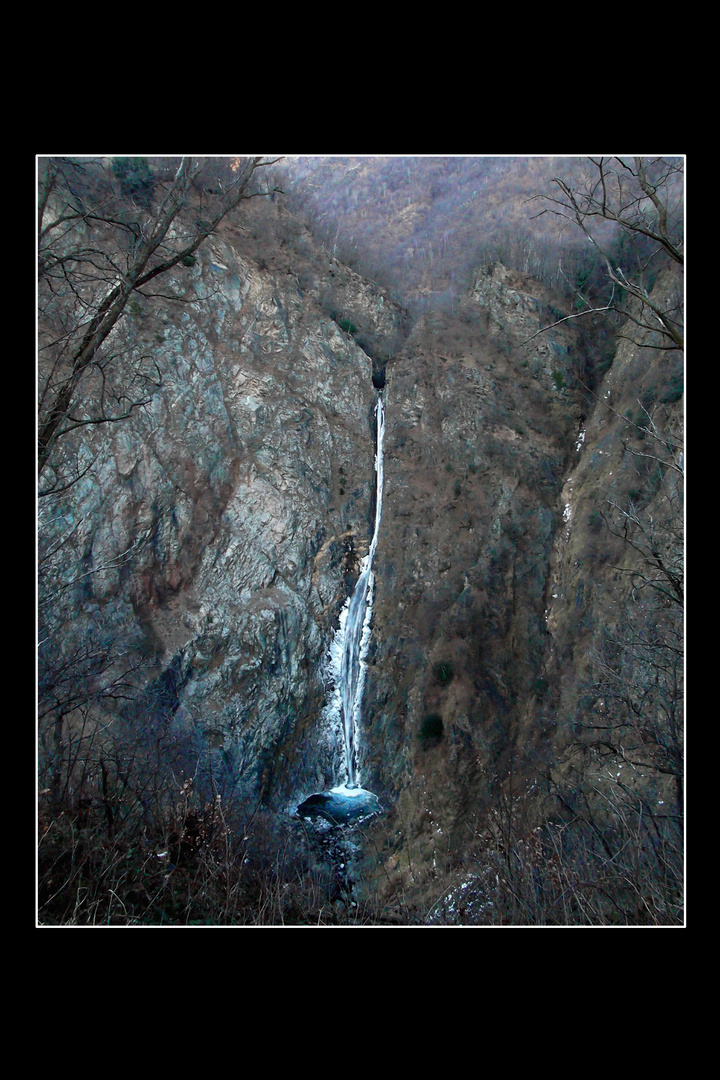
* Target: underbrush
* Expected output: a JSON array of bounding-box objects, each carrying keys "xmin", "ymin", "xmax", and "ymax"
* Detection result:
[{"xmin": 37, "ymin": 777, "xmax": 388, "ymax": 926}]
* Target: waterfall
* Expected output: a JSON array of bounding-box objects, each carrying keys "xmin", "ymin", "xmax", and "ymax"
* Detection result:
[
  {"xmin": 337, "ymin": 393, "xmax": 385, "ymax": 787},
  {"xmin": 296, "ymin": 394, "xmax": 385, "ymax": 825}
]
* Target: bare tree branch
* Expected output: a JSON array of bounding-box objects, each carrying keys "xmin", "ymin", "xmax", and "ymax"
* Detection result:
[
  {"xmin": 38, "ymin": 155, "xmax": 282, "ymax": 480},
  {"xmin": 528, "ymin": 156, "xmax": 684, "ymax": 352}
]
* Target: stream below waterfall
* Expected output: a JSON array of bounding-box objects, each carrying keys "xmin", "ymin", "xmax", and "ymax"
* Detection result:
[{"xmin": 296, "ymin": 393, "xmax": 385, "ymax": 827}]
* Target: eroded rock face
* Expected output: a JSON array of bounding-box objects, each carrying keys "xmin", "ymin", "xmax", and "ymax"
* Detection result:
[
  {"xmin": 39, "ymin": 211, "xmax": 405, "ymax": 811},
  {"xmin": 353, "ymin": 264, "xmax": 683, "ymax": 901},
  {"xmin": 538, "ymin": 266, "xmax": 684, "ymax": 817},
  {"xmin": 356, "ymin": 264, "xmax": 586, "ymax": 869}
]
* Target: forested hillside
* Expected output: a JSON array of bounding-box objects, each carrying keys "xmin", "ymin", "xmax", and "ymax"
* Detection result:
[{"xmin": 274, "ymin": 156, "xmax": 681, "ymax": 311}]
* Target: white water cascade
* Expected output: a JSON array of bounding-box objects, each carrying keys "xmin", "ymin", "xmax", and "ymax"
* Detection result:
[
  {"xmin": 336, "ymin": 393, "xmax": 385, "ymax": 788},
  {"xmin": 296, "ymin": 394, "xmax": 385, "ymax": 825}
]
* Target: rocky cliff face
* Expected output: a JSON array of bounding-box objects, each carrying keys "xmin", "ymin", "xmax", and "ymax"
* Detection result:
[
  {"xmin": 39, "ymin": 192, "xmax": 683, "ymax": 919},
  {"xmin": 539, "ymin": 266, "xmax": 684, "ymax": 835},
  {"xmin": 356, "ymin": 263, "xmax": 683, "ymax": 911},
  {"xmin": 39, "ymin": 201, "xmax": 405, "ymax": 816},
  {"xmin": 357, "ymin": 263, "xmax": 588, "ymax": 884}
]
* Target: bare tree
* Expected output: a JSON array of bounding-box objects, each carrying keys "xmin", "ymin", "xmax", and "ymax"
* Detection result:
[
  {"xmin": 38, "ymin": 155, "xmax": 281, "ymax": 489},
  {"xmin": 528, "ymin": 157, "xmax": 684, "ymax": 351}
]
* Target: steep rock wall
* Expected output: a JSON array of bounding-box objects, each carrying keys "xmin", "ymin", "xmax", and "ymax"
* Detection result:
[
  {"xmin": 39, "ymin": 208, "xmax": 405, "ymax": 812},
  {"xmin": 539, "ymin": 265, "xmax": 684, "ymax": 816},
  {"xmin": 357, "ymin": 263, "xmax": 683, "ymax": 903},
  {"xmin": 358, "ymin": 264, "xmax": 587, "ymax": 880}
]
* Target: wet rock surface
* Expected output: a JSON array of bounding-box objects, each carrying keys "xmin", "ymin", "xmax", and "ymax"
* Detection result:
[{"xmin": 296, "ymin": 787, "xmax": 383, "ymax": 826}]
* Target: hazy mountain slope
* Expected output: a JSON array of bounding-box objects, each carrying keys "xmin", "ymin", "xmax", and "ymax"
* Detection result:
[{"xmin": 276, "ymin": 156, "xmax": 601, "ymax": 304}]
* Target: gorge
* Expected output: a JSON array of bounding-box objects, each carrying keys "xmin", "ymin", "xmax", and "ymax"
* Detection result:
[{"xmin": 37, "ymin": 156, "xmax": 684, "ymax": 926}]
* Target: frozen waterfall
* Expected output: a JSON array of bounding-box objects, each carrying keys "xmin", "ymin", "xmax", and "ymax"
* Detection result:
[
  {"xmin": 296, "ymin": 393, "xmax": 385, "ymax": 825},
  {"xmin": 336, "ymin": 393, "xmax": 385, "ymax": 787}
]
